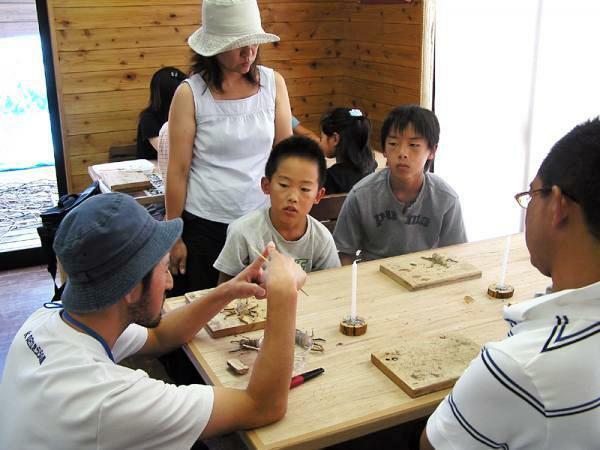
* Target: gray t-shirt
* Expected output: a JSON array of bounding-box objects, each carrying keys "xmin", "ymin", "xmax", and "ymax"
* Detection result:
[
  {"xmin": 333, "ymin": 169, "xmax": 467, "ymax": 261},
  {"xmin": 214, "ymin": 208, "xmax": 341, "ymax": 276}
]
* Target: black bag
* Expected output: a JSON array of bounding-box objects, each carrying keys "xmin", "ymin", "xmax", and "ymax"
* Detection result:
[{"xmin": 37, "ymin": 181, "xmax": 101, "ymax": 301}]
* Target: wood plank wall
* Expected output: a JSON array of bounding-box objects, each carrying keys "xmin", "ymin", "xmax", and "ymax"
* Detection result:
[
  {"xmin": 0, "ymin": 0, "xmax": 38, "ymax": 38},
  {"xmin": 46, "ymin": 0, "xmax": 425, "ymax": 193},
  {"xmin": 341, "ymin": 0, "xmax": 423, "ymax": 148}
]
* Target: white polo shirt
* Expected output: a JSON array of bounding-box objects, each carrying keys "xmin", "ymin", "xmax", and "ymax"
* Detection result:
[
  {"xmin": 426, "ymin": 281, "xmax": 600, "ymax": 449},
  {"xmin": 0, "ymin": 307, "xmax": 214, "ymax": 450}
]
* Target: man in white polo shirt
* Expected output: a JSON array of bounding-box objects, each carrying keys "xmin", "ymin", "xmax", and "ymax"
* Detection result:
[
  {"xmin": 0, "ymin": 193, "xmax": 306, "ymax": 449},
  {"xmin": 421, "ymin": 118, "xmax": 600, "ymax": 449}
]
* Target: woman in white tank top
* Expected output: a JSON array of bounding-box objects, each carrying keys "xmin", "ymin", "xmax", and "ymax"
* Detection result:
[{"xmin": 166, "ymin": 0, "xmax": 292, "ymax": 291}]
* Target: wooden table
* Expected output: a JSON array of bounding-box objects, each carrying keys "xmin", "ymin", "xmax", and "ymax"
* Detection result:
[
  {"xmin": 88, "ymin": 159, "xmax": 164, "ymax": 205},
  {"xmin": 164, "ymin": 234, "xmax": 549, "ymax": 449}
]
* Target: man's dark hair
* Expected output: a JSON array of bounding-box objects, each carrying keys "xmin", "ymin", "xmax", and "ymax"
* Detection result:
[
  {"xmin": 381, "ymin": 105, "xmax": 440, "ymax": 171},
  {"xmin": 320, "ymin": 107, "xmax": 376, "ymax": 175},
  {"xmin": 538, "ymin": 117, "xmax": 600, "ymax": 240},
  {"xmin": 190, "ymin": 50, "xmax": 260, "ymax": 93},
  {"xmin": 265, "ymin": 136, "xmax": 327, "ymax": 188}
]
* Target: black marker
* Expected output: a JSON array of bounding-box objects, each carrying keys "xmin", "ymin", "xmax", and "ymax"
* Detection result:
[{"xmin": 290, "ymin": 367, "xmax": 325, "ymax": 389}]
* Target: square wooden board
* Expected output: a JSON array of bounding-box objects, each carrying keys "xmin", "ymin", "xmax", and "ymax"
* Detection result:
[
  {"xmin": 380, "ymin": 253, "xmax": 482, "ymax": 290},
  {"xmin": 101, "ymin": 170, "xmax": 151, "ymax": 192},
  {"xmin": 185, "ymin": 289, "xmax": 267, "ymax": 338},
  {"xmin": 371, "ymin": 334, "xmax": 481, "ymax": 397}
]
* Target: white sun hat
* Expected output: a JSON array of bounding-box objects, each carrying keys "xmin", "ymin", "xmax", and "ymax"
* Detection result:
[{"xmin": 188, "ymin": 0, "xmax": 280, "ymax": 57}]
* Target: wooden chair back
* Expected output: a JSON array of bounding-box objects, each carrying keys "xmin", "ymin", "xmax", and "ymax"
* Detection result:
[
  {"xmin": 108, "ymin": 144, "xmax": 137, "ymax": 162},
  {"xmin": 309, "ymin": 193, "xmax": 348, "ymax": 232}
]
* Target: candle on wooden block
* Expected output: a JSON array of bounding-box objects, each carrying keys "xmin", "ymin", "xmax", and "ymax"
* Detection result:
[
  {"xmin": 499, "ymin": 235, "xmax": 511, "ymax": 288},
  {"xmin": 341, "ymin": 250, "xmax": 367, "ymax": 336},
  {"xmin": 351, "ymin": 257, "xmax": 357, "ymax": 320},
  {"xmin": 488, "ymin": 235, "xmax": 515, "ymax": 299}
]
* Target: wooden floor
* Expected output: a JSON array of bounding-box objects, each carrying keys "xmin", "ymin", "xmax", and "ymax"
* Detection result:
[{"xmin": 0, "ymin": 265, "xmax": 53, "ymax": 376}]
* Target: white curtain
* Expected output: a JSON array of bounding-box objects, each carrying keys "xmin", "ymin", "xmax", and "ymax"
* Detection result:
[{"xmin": 434, "ymin": 0, "xmax": 600, "ymax": 241}]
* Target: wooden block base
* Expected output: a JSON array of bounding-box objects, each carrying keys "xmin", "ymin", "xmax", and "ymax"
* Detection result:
[
  {"xmin": 371, "ymin": 334, "xmax": 481, "ymax": 397},
  {"xmin": 340, "ymin": 316, "xmax": 367, "ymax": 336},
  {"xmin": 487, "ymin": 283, "xmax": 514, "ymax": 299}
]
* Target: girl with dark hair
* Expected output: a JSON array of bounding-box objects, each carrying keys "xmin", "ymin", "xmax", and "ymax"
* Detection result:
[
  {"xmin": 166, "ymin": 0, "xmax": 293, "ymax": 291},
  {"xmin": 136, "ymin": 67, "xmax": 186, "ymax": 159},
  {"xmin": 319, "ymin": 107, "xmax": 377, "ymax": 194}
]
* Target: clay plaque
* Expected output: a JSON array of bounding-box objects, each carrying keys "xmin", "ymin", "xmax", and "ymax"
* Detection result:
[{"xmin": 371, "ymin": 334, "xmax": 481, "ymax": 397}]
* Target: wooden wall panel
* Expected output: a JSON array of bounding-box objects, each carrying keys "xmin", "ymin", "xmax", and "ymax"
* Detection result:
[
  {"xmin": 63, "ymin": 89, "xmax": 147, "ymax": 115},
  {"xmin": 53, "ymin": 6, "xmax": 200, "ymax": 30},
  {"xmin": 58, "ymin": 47, "xmax": 191, "ymax": 73},
  {"xmin": 47, "ymin": 0, "xmax": 425, "ymax": 192},
  {"xmin": 340, "ymin": 0, "xmax": 424, "ymax": 151},
  {"xmin": 56, "ymin": 26, "xmax": 195, "ymax": 51},
  {"xmin": 66, "ymin": 130, "xmax": 136, "ymax": 157},
  {"xmin": 347, "ymin": 3, "xmax": 423, "ymax": 23},
  {"xmin": 61, "ymin": 68, "xmax": 172, "ymax": 94}
]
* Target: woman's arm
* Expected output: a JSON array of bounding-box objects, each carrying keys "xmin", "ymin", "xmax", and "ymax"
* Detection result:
[
  {"xmin": 293, "ymin": 123, "xmax": 320, "ymax": 143},
  {"xmin": 166, "ymin": 83, "xmax": 195, "ymax": 275},
  {"xmin": 148, "ymin": 136, "xmax": 160, "ymax": 151},
  {"xmin": 273, "ymin": 71, "xmax": 293, "ymax": 145}
]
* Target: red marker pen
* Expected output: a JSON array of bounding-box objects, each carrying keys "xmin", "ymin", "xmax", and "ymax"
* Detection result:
[{"xmin": 290, "ymin": 367, "xmax": 324, "ymax": 389}]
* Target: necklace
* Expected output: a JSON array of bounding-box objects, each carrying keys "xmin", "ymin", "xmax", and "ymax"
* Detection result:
[{"xmin": 61, "ymin": 310, "xmax": 114, "ymax": 362}]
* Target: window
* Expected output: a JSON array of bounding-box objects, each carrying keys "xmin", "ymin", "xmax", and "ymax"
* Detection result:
[{"xmin": 434, "ymin": 0, "xmax": 600, "ymax": 241}]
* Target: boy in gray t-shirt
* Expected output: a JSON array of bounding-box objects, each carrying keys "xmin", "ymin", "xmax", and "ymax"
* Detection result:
[
  {"xmin": 215, "ymin": 137, "xmax": 340, "ymax": 281},
  {"xmin": 334, "ymin": 105, "xmax": 466, "ymax": 265}
]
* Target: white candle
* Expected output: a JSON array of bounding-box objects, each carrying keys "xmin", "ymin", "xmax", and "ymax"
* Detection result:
[
  {"xmin": 499, "ymin": 235, "xmax": 511, "ymax": 288},
  {"xmin": 351, "ymin": 259, "xmax": 357, "ymax": 320}
]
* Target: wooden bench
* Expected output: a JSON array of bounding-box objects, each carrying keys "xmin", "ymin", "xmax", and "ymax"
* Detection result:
[{"xmin": 309, "ymin": 193, "xmax": 347, "ymax": 232}]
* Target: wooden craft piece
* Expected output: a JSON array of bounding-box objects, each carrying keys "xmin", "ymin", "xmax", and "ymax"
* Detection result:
[
  {"xmin": 184, "ymin": 289, "xmax": 213, "ymax": 303},
  {"xmin": 487, "ymin": 283, "xmax": 515, "ymax": 299},
  {"xmin": 185, "ymin": 290, "xmax": 267, "ymax": 338},
  {"xmin": 380, "ymin": 253, "xmax": 482, "ymax": 291},
  {"xmin": 101, "ymin": 170, "xmax": 151, "ymax": 192},
  {"xmin": 371, "ymin": 334, "xmax": 481, "ymax": 398},
  {"xmin": 227, "ymin": 358, "xmax": 249, "ymax": 375},
  {"xmin": 339, "ymin": 317, "xmax": 367, "ymax": 336}
]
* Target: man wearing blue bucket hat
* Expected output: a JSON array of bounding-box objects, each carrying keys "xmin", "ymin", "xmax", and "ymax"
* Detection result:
[{"xmin": 0, "ymin": 193, "xmax": 305, "ymax": 449}]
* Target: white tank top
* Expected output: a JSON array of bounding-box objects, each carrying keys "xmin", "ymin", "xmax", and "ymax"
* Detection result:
[{"xmin": 184, "ymin": 66, "xmax": 275, "ymax": 223}]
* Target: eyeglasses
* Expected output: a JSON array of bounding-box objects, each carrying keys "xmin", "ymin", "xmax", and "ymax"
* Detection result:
[
  {"xmin": 514, "ymin": 188, "xmax": 552, "ymax": 209},
  {"xmin": 514, "ymin": 187, "xmax": 578, "ymax": 209}
]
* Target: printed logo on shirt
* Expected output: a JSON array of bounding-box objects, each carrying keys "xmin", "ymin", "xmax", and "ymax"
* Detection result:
[
  {"xmin": 373, "ymin": 210, "xmax": 430, "ymax": 228},
  {"xmin": 405, "ymin": 214, "xmax": 430, "ymax": 227},
  {"xmin": 295, "ymin": 258, "xmax": 310, "ymax": 271},
  {"xmin": 23, "ymin": 331, "xmax": 46, "ymax": 365}
]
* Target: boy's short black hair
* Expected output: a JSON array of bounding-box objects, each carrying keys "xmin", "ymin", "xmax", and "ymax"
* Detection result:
[
  {"xmin": 381, "ymin": 105, "xmax": 440, "ymax": 171},
  {"xmin": 265, "ymin": 136, "xmax": 327, "ymax": 188},
  {"xmin": 538, "ymin": 117, "xmax": 600, "ymax": 241}
]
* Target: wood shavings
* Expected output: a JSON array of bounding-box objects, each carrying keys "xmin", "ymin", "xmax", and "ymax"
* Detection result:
[{"xmin": 420, "ymin": 253, "xmax": 458, "ymax": 268}]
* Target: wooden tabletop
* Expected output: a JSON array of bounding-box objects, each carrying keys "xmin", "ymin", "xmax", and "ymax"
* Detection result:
[{"xmin": 163, "ymin": 234, "xmax": 550, "ymax": 449}]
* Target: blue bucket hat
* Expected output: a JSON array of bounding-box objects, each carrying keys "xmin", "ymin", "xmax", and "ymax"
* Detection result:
[{"xmin": 54, "ymin": 193, "xmax": 182, "ymax": 313}]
